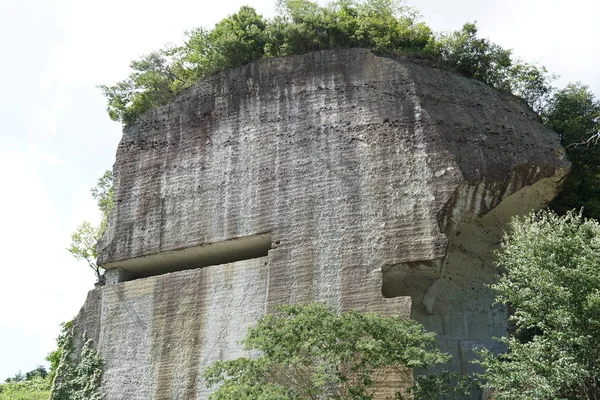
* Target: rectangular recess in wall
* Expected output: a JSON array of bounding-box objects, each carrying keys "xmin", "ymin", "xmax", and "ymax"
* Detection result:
[{"xmin": 102, "ymin": 232, "xmax": 272, "ymax": 278}]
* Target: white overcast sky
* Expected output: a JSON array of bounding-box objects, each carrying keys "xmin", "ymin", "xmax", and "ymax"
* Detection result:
[{"xmin": 0, "ymin": 0, "xmax": 598, "ymax": 381}]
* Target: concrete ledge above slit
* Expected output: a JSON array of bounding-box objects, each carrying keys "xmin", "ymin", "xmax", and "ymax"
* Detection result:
[{"xmin": 101, "ymin": 232, "xmax": 272, "ymax": 281}]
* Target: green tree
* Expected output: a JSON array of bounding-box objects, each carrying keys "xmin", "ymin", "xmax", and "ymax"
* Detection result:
[
  {"xmin": 478, "ymin": 210, "xmax": 600, "ymax": 399},
  {"xmin": 506, "ymin": 61, "xmax": 554, "ymax": 113},
  {"xmin": 269, "ymin": 0, "xmax": 432, "ymax": 56},
  {"xmin": 99, "ymin": 51, "xmax": 184, "ymax": 126},
  {"xmin": 90, "ymin": 170, "xmax": 114, "ymax": 232},
  {"xmin": 208, "ymin": 5, "xmax": 268, "ymax": 70},
  {"xmin": 24, "ymin": 366, "xmax": 47, "ymax": 382},
  {"xmin": 430, "ymin": 22, "xmax": 553, "ymax": 112},
  {"xmin": 68, "ymin": 221, "xmax": 103, "ymax": 281},
  {"xmin": 429, "ymin": 22, "xmax": 512, "ymax": 86},
  {"xmin": 98, "ymin": 0, "xmax": 439, "ymax": 125},
  {"xmin": 68, "ymin": 170, "xmax": 114, "ymax": 282},
  {"xmin": 204, "ymin": 302, "xmax": 471, "ymax": 399},
  {"xmin": 544, "ymin": 83, "xmax": 600, "ymax": 218},
  {"xmin": 102, "ymin": 2, "xmax": 557, "ymax": 126},
  {"xmin": 100, "ymin": 5, "xmax": 269, "ymax": 125}
]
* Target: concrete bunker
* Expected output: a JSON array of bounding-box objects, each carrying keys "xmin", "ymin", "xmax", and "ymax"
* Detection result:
[
  {"xmin": 75, "ymin": 49, "xmax": 570, "ymax": 399},
  {"xmin": 103, "ymin": 232, "xmax": 272, "ymax": 283}
]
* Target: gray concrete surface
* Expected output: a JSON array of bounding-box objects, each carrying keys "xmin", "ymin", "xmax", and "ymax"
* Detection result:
[{"xmin": 67, "ymin": 49, "xmax": 568, "ymax": 399}]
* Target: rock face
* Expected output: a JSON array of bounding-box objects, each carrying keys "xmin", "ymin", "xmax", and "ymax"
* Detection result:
[{"xmin": 74, "ymin": 49, "xmax": 568, "ymax": 399}]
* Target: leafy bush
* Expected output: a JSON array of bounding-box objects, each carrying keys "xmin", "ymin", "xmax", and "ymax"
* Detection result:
[
  {"xmin": 204, "ymin": 302, "xmax": 472, "ymax": 399},
  {"xmin": 477, "ymin": 210, "xmax": 600, "ymax": 400},
  {"xmin": 0, "ymin": 376, "xmax": 51, "ymax": 400},
  {"xmin": 46, "ymin": 320, "xmax": 74, "ymax": 384},
  {"xmin": 49, "ymin": 328, "xmax": 103, "ymax": 400},
  {"xmin": 0, "ymin": 366, "xmax": 51, "ymax": 400},
  {"xmin": 68, "ymin": 170, "xmax": 114, "ymax": 282},
  {"xmin": 430, "ymin": 23, "xmax": 553, "ymax": 112}
]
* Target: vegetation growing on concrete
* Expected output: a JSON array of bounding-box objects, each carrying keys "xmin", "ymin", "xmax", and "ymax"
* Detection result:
[
  {"xmin": 98, "ymin": 0, "xmax": 600, "ymax": 217},
  {"xmin": 204, "ymin": 302, "xmax": 474, "ymax": 399},
  {"xmin": 202, "ymin": 210, "xmax": 600, "ymax": 400},
  {"xmin": 0, "ymin": 322, "xmax": 77, "ymax": 400},
  {"xmin": 100, "ymin": 0, "xmax": 552, "ymax": 126},
  {"xmin": 99, "ymin": 0, "xmax": 600, "ymax": 218},
  {"xmin": 59, "ymin": 2, "xmax": 600, "ymax": 399},
  {"xmin": 49, "ymin": 324, "xmax": 103, "ymax": 400},
  {"xmin": 68, "ymin": 170, "xmax": 114, "ymax": 283}
]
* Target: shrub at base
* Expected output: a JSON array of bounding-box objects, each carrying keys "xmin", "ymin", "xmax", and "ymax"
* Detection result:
[
  {"xmin": 204, "ymin": 302, "xmax": 473, "ymax": 399},
  {"xmin": 477, "ymin": 210, "xmax": 600, "ymax": 400}
]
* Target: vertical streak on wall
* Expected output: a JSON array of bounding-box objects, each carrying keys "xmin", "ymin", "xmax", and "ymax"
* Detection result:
[
  {"xmin": 90, "ymin": 50, "xmax": 569, "ymax": 400},
  {"xmin": 312, "ymin": 71, "xmax": 342, "ymax": 309},
  {"xmin": 197, "ymin": 258, "xmax": 269, "ymax": 399},
  {"xmin": 151, "ymin": 271, "xmax": 208, "ymax": 399},
  {"xmin": 99, "ymin": 280, "xmax": 156, "ymax": 399}
]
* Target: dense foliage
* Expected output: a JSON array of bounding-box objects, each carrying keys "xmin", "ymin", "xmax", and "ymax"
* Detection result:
[
  {"xmin": 204, "ymin": 303, "xmax": 472, "ymax": 399},
  {"xmin": 0, "ymin": 377, "xmax": 51, "ymax": 400},
  {"xmin": 68, "ymin": 170, "xmax": 114, "ymax": 282},
  {"xmin": 478, "ymin": 210, "xmax": 600, "ymax": 399},
  {"xmin": 0, "ymin": 367, "xmax": 51, "ymax": 400},
  {"xmin": 49, "ymin": 328, "xmax": 103, "ymax": 400},
  {"xmin": 0, "ymin": 323, "xmax": 76, "ymax": 400},
  {"xmin": 544, "ymin": 84, "xmax": 600, "ymax": 218},
  {"xmin": 45, "ymin": 321, "xmax": 74, "ymax": 384},
  {"xmin": 101, "ymin": 0, "xmax": 552, "ymax": 126},
  {"xmin": 98, "ymin": 0, "xmax": 600, "ymax": 217},
  {"xmin": 3, "ymin": 320, "xmax": 104, "ymax": 399},
  {"xmin": 431, "ymin": 22, "xmax": 553, "ymax": 112}
]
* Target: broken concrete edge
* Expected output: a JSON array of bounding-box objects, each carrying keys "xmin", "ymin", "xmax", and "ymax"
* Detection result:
[
  {"xmin": 381, "ymin": 162, "xmax": 569, "ymax": 301},
  {"xmin": 100, "ymin": 167, "xmax": 570, "ymax": 289},
  {"xmin": 75, "ymin": 260, "xmax": 412, "ymax": 398},
  {"xmin": 104, "ymin": 267, "xmax": 136, "ymax": 285},
  {"xmin": 99, "ymin": 232, "xmax": 274, "ymax": 282}
]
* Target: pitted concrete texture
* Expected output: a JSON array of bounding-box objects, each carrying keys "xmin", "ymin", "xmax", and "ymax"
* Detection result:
[
  {"xmin": 80, "ymin": 258, "xmax": 270, "ymax": 399},
  {"xmin": 74, "ymin": 49, "xmax": 569, "ymax": 399},
  {"xmin": 74, "ymin": 258, "xmax": 410, "ymax": 400},
  {"xmin": 104, "ymin": 267, "xmax": 135, "ymax": 284},
  {"xmin": 98, "ymin": 48, "xmax": 567, "ymax": 303}
]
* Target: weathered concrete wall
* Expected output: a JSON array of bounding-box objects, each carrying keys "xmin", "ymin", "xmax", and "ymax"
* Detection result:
[
  {"xmin": 77, "ymin": 49, "xmax": 569, "ymax": 399},
  {"xmin": 75, "ymin": 258, "xmax": 409, "ymax": 400},
  {"xmin": 77, "ymin": 258, "xmax": 267, "ymax": 399}
]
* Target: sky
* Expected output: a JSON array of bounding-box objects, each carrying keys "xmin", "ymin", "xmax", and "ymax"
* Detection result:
[{"xmin": 0, "ymin": 0, "xmax": 598, "ymax": 382}]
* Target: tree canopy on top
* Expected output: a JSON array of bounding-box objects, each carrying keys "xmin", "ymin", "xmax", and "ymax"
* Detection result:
[{"xmin": 100, "ymin": 0, "xmax": 553, "ymax": 126}]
